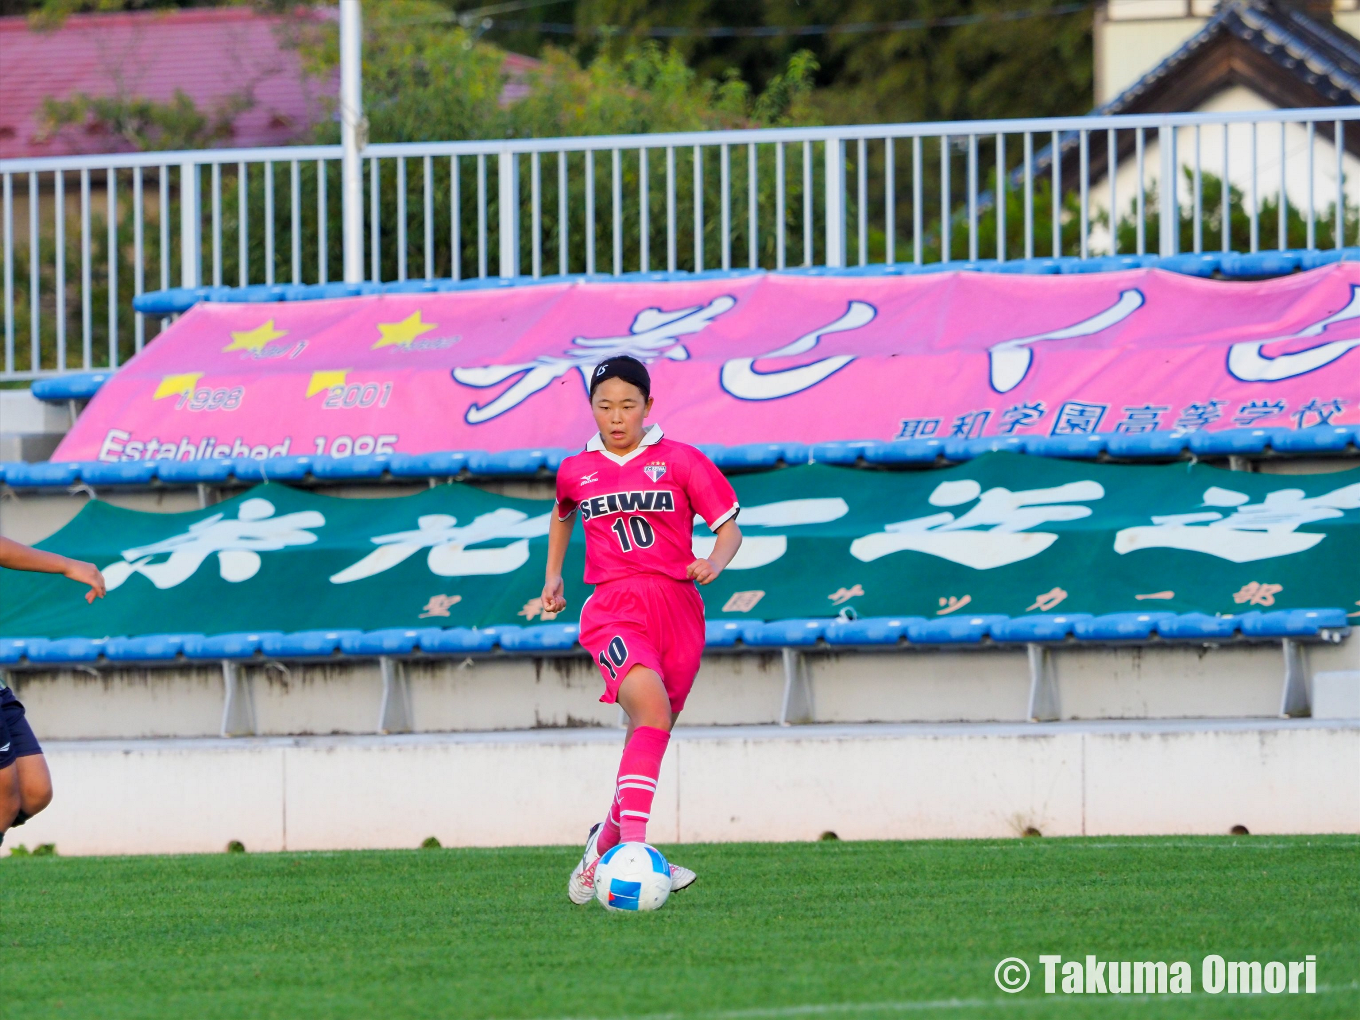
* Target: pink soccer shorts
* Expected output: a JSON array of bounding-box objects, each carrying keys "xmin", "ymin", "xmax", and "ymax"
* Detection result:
[{"xmin": 578, "ymin": 573, "xmax": 707, "ymax": 716}]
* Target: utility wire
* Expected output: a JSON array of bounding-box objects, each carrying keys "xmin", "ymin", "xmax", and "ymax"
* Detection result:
[{"xmin": 481, "ymin": 3, "xmax": 1094, "ymax": 39}]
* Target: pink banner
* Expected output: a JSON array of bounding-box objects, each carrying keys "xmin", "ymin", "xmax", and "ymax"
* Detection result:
[{"xmin": 57, "ymin": 266, "xmax": 1360, "ymax": 462}]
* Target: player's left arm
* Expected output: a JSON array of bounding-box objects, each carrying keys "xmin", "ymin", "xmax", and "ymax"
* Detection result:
[
  {"xmin": 0, "ymin": 536, "xmax": 106, "ymax": 603},
  {"xmin": 687, "ymin": 518, "xmax": 742, "ymax": 585}
]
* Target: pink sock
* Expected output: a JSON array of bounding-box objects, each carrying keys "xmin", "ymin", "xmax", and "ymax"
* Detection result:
[
  {"xmin": 613, "ymin": 725, "xmax": 670, "ymax": 845},
  {"xmin": 596, "ymin": 792, "xmax": 622, "ymax": 855}
]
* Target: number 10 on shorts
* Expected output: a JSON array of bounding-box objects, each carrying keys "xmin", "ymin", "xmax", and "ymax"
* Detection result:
[{"xmin": 598, "ymin": 636, "xmax": 629, "ymax": 679}]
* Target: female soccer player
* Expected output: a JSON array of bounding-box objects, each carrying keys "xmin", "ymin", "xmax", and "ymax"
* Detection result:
[
  {"xmin": 542, "ymin": 355, "xmax": 742, "ymax": 903},
  {"xmin": 0, "ymin": 537, "xmax": 105, "ymax": 848}
]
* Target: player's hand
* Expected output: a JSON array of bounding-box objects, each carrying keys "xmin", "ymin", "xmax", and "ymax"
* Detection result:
[
  {"xmin": 65, "ymin": 560, "xmax": 106, "ymax": 603},
  {"xmin": 541, "ymin": 575, "xmax": 567, "ymax": 614},
  {"xmin": 686, "ymin": 557, "xmax": 721, "ymax": 585}
]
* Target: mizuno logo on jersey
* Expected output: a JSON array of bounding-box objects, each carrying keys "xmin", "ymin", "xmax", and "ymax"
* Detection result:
[{"xmin": 579, "ymin": 490, "xmax": 675, "ymax": 521}]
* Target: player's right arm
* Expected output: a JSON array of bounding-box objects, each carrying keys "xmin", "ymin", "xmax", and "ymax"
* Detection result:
[
  {"xmin": 0, "ymin": 536, "xmax": 106, "ymax": 603},
  {"xmin": 541, "ymin": 514, "xmax": 572, "ymax": 614}
]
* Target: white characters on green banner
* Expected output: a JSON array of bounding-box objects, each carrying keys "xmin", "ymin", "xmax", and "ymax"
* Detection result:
[
  {"xmin": 101, "ymin": 497, "xmax": 325, "ymax": 590},
  {"xmin": 849, "ymin": 479, "xmax": 1105, "ymax": 569},
  {"xmin": 691, "ymin": 497, "xmax": 849, "ymax": 569},
  {"xmin": 330, "ymin": 508, "xmax": 552, "ymax": 583},
  {"xmin": 1113, "ymin": 482, "xmax": 1360, "ymax": 562}
]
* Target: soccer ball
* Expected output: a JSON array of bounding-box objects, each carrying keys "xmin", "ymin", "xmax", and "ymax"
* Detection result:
[{"xmin": 594, "ymin": 842, "xmax": 672, "ymax": 911}]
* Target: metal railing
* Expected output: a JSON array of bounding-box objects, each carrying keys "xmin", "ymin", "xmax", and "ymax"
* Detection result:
[{"xmin": 4, "ymin": 106, "xmax": 1360, "ymax": 380}]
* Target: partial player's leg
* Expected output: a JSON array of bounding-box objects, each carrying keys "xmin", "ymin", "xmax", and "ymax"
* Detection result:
[
  {"xmin": 0, "ymin": 763, "xmax": 19, "ymax": 832},
  {"xmin": 0, "ymin": 688, "xmax": 52, "ymax": 846}
]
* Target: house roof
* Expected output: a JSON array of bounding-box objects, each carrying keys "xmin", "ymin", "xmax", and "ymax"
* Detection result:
[
  {"xmin": 0, "ymin": 6, "xmax": 329, "ymax": 158},
  {"xmin": 1100, "ymin": 0, "xmax": 1360, "ymax": 114}
]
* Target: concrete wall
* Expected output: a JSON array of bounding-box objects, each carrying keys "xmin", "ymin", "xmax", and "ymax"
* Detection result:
[
  {"xmin": 8, "ymin": 634, "xmax": 1356, "ymax": 739},
  {"xmin": 9, "ymin": 718, "xmax": 1357, "ymax": 856}
]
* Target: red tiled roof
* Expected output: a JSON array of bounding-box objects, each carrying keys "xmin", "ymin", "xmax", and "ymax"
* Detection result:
[{"xmin": 0, "ymin": 6, "xmax": 331, "ymax": 159}]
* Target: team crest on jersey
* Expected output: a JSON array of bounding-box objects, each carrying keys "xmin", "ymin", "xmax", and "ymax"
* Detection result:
[{"xmin": 643, "ymin": 462, "xmax": 667, "ymax": 483}]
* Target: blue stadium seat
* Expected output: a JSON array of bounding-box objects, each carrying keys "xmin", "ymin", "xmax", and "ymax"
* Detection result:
[
  {"xmin": 744, "ymin": 618, "xmax": 828, "ymax": 647},
  {"xmin": 499, "ymin": 624, "xmax": 581, "ymax": 652},
  {"xmin": 418, "ymin": 628, "xmax": 499, "ymax": 654},
  {"xmin": 541, "ymin": 448, "xmax": 573, "ymax": 471},
  {"xmin": 866, "ymin": 438, "xmax": 947, "ymax": 464},
  {"xmin": 105, "ymin": 634, "xmax": 199, "ymax": 662},
  {"xmin": 947, "ymin": 436, "xmax": 1027, "ymax": 460},
  {"xmin": 1270, "ymin": 425, "xmax": 1357, "ymax": 454},
  {"xmin": 780, "ymin": 443, "xmax": 811, "ymax": 465},
  {"xmin": 823, "ymin": 616, "xmax": 923, "ymax": 646},
  {"xmin": 242, "ymin": 455, "xmax": 317, "ymax": 481},
  {"xmin": 382, "ymin": 280, "xmax": 439, "ymax": 295},
  {"xmin": 1156, "ymin": 613, "xmax": 1240, "ymax": 640},
  {"xmin": 1219, "ymin": 251, "xmax": 1302, "ymax": 278},
  {"xmin": 466, "ymin": 449, "xmax": 546, "ymax": 476},
  {"xmin": 340, "ymin": 628, "xmax": 443, "ymax": 656},
  {"xmin": 31, "ymin": 371, "xmax": 114, "ymax": 402},
  {"xmin": 906, "ymin": 615, "xmax": 1007, "ymax": 644},
  {"xmin": 1240, "ymin": 608, "xmax": 1349, "ymax": 638},
  {"xmin": 182, "ymin": 632, "xmax": 282, "ymax": 660},
  {"xmin": 717, "ymin": 443, "xmax": 785, "ymax": 471},
  {"xmin": 261, "ymin": 629, "xmax": 363, "ymax": 657},
  {"xmin": 989, "ymin": 614, "xmax": 1093, "ymax": 642},
  {"xmin": 1073, "ymin": 612, "xmax": 1177, "ymax": 641},
  {"xmin": 1153, "ymin": 252, "xmax": 1223, "ymax": 277},
  {"xmin": 311, "ymin": 454, "xmax": 392, "ymax": 481},
  {"xmin": 809, "ymin": 441, "xmax": 878, "ymax": 465},
  {"xmin": 1186, "ymin": 427, "xmax": 1284, "ymax": 456},
  {"xmin": 79, "ymin": 461, "xmax": 159, "ymax": 486},
  {"xmin": 990, "ymin": 257, "xmax": 1063, "ymax": 274},
  {"xmin": 28, "ymin": 637, "xmax": 108, "ymax": 664},
  {"xmin": 1023, "ymin": 434, "xmax": 1107, "ymax": 458},
  {"xmin": 1104, "ymin": 431, "xmax": 1189, "ymax": 458},
  {"xmin": 133, "ymin": 286, "xmax": 209, "ymax": 315},
  {"xmin": 388, "ymin": 451, "xmax": 469, "ymax": 478},
  {"xmin": 0, "ymin": 638, "xmax": 41, "ymax": 664},
  {"xmin": 292, "ymin": 282, "xmax": 364, "ymax": 301},
  {"xmin": 2, "ymin": 461, "xmax": 82, "ymax": 488},
  {"xmin": 220, "ymin": 284, "xmax": 289, "ymax": 303},
  {"xmin": 156, "ymin": 459, "xmax": 235, "ymax": 484},
  {"xmin": 1061, "ymin": 254, "xmax": 1155, "ymax": 274},
  {"xmin": 704, "ymin": 620, "xmax": 748, "ymax": 647},
  {"xmin": 1298, "ymin": 247, "xmax": 1360, "ymax": 270}
]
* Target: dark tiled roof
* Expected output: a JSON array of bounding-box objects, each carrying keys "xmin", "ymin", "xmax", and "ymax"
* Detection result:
[{"xmin": 1100, "ymin": 0, "xmax": 1360, "ymax": 114}]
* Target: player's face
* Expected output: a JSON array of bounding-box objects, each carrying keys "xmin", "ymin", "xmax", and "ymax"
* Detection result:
[{"xmin": 591, "ymin": 378, "xmax": 653, "ymax": 454}]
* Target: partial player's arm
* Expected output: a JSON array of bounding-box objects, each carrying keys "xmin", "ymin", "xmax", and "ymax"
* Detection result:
[
  {"xmin": 687, "ymin": 519, "xmax": 742, "ymax": 585},
  {"xmin": 0, "ymin": 536, "xmax": 106, "ymax": 603},
  {"xmin": 541, "ymin": 513, "xmax": 573, "ymax": 613}
]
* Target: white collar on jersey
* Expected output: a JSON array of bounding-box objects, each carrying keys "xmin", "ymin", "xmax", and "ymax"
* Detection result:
[{"xmin": 585, "ymin": 423, "xmax": 664, "ymax": 466}]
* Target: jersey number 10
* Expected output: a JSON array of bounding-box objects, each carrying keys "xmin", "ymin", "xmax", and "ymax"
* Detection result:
[{"xmin": 610, "ymin": 515, "xmax": 656, "ymax": 552}]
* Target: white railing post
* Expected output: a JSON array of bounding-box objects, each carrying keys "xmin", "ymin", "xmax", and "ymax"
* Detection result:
[
  {"xmin": 340, "ymin": 0, "xmax": 365, "ymax": 283},
  {"xmin": 1159, "ymin": 124, "xmax": 1178, "ymax": 257},
  {"xmin": 498, "ymin": 149, "xmax": 520, "ymax": 278},
  {"xmin": 180, "ymin": 160, "xmax": 201, "ymax": 288},
  {"xmin": 824, "ymin": 137, "xmax": 846, "ymax": 268}
]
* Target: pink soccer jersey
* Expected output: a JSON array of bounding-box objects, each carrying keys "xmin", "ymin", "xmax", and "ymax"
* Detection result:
[{"xmin": 555, "ymin": 425, "xmax": 739, "ymax": 585}]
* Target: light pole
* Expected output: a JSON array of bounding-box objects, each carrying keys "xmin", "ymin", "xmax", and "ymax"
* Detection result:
[{"xmin": 340, "ymin": 0, "xmax": 365, "ymax": 283}]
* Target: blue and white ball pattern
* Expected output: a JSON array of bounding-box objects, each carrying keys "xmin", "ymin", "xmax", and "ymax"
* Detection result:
[{"xmin": 594, "ymin": 842, "xmax": 672, "ymax": 911}]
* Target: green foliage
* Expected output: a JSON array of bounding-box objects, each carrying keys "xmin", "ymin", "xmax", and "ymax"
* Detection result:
[
  {"xmin": 3, "ymin": 842, "xmax": 57, "ymax": 856},
  {"xmin": 0, "ymin": 836, "xmax": 1356, "ymax": 1017},
  {"xmin": 39, "ymin": 90, "xmax": 249, "ymax": 151}
]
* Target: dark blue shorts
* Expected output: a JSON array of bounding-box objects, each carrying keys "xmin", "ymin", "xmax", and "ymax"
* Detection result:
[{"xmin": 0, "ymin": 686, "xmax": 42, "ymax": 771}]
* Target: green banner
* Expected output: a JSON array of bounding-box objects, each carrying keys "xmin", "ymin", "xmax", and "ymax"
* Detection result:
[{"xmin": 3, "ymin": 454, "xmax": 1358, "ymax": 639}]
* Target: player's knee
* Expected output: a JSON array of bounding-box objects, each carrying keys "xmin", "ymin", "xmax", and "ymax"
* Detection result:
[{"xmin": 23, "ymin": 780, "xmax": 52, "ymax": 815}]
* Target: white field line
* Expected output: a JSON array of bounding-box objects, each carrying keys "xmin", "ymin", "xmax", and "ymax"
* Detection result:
[{"xmin": 524, "ymin": 981, "xmax": 1359, "ymax": 1020}]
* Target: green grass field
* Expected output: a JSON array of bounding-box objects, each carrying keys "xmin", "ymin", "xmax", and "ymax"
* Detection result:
[{"xmin": 2, "ymin": 835, "xmax": 1357, "ymax": 1019}]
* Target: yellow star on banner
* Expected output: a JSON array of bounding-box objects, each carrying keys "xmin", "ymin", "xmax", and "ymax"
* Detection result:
[
  {"xmin": 373, "ymin": 310, "xmax": 438, "ymax": 350},
  {"xmin": 306, "ymin": 370, "xmax": 349, "ymax": 398},
  {"xmin": 153, "ymin": 373, "xmax": 203, "ymax": 400},
  {"xmin": 223, "ymin": 319, "xmax": 288, "ymax": 353}
]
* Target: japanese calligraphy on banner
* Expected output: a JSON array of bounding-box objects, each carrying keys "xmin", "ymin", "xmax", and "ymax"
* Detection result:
[
  {"xmin": 53, "ymin": 265, "xmax": 1360, "ymax": 463},
  {"xmin": 3, "ymin": 455, "xmax": 1357, "ymax": 639}
]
